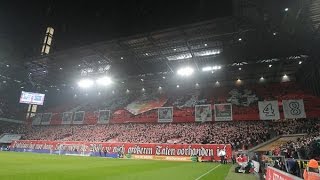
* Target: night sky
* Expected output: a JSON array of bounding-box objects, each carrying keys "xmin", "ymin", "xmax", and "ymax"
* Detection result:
[{"xmin": 0, "ymin": 0, "xmax": 232, "ymax": 58}]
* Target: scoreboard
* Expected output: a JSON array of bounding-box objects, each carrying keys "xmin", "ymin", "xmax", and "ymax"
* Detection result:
[{"xmin": 19, "ymin": 91, "xmax": 45, "ymax": 105}]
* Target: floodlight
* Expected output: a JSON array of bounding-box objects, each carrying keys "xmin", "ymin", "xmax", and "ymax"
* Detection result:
[
  {"xmin": 202, "ymin": 65, "xmax": 221, "ymax": 72},
  {"xmin": 282, "ymin": 74, "xmax": 290, "ymax": 82},
  {"xmin": 96, "ymin": 76, "xmax": 112, "ymax": 86},
  {"xmin": 78, "ymin": 79, "xmax": 94, "ymax": 88},
  {"xmin": 177, "ymin": 67, "xmax": 194, "ymax": 77}
]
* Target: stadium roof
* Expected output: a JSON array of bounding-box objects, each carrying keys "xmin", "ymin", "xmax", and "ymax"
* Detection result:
[
  {"xmin": 1, "ymin": 0, "xmax": 320, "ymax": 94},
  {"xmin": 23, "ymin": 17, "xmax": 307, "ymax": 90}
]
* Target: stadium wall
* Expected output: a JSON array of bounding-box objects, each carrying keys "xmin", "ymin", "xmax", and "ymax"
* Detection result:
[{"xmin": 266, "ymin": 166, "xmax": 303, "ymax": 180}]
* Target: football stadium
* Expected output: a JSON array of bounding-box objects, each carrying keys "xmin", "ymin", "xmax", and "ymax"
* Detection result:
[{"xmin": 1, "ymin": 1, "xmax": 320, "ymax": 180}]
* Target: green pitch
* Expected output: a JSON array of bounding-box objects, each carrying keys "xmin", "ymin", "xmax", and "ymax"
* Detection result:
[{"xmin": 0, "ymin": 151, "xmax": 232, "ymax": 180}]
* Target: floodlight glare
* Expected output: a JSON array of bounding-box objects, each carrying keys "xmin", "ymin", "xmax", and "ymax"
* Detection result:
[
  {"xmin": 96, "ymin": 76, "xmax": 112, "ymax": 86},
  {"xmin": 177, "ymin": 67, "xmax": 194, "ymax": 77},
  {"xmin": 202, "ymin": 65, "xmax": 221, "ymax": 72},
  {"xmin": 78, "ymin": 79, "xmax": 94, "ymax": 88}
]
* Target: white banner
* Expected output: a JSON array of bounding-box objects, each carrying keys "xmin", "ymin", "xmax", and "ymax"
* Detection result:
[
  {"xmin": 158, "ymin": 107, "xmax": 173, "ymax": 123},
  {"xmin": 282, "ymin": 99, "xmax": 306, "ymax": 119},
  {"xmin": 258, "ymin": 101, "xmax": 280, "ymax": 120},
  {"xmin": 195, "ymin": 104, "xmax": 212, "ymax": 122}
]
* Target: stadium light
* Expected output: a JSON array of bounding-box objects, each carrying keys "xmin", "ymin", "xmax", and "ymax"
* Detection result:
[
  {"xmin": 285, "ymin": 8, "xmax": 289, "ymax": 12},
  {"xmin": 78, "ymin": 79, "xmax": 94, "ymax": 88},
  {"xmin": 177, "ymin": 67, "xmax": 194, "ymax": 77},
  {"xmin": 282, "ymin": 74, "xmax": 290, "ymax": 82},
  {"xmin": 299, "ymin": 61, "xmax": 302, "ymax": 64},
  {"xmin": 202, "ymin": 65, "xmax": 221, "ymax": 72},
  {"xmin": 236, "ymin": 78, "xmax": 242, "ymax": 85},
  {"xmin": 96, "ymin": 76, "xmax": 112, "ymax": 86}
]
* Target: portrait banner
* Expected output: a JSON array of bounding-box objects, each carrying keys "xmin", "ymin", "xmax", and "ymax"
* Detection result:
[
  {"xmin": 62, "ymin": 112, "xmax": 73, "ymax": 124},
  {"xmin": 32, "ymin": 113, "xmax": 42, "ymax": 125},
  {"xmin": 41, "ymin": 113, "xmax": 52, "ymax": 125},
  {"xmin": 98, "ymin": 110, "xmax": 111, "ymax": 124},
  {"xmin": 195, "ymin": 104, "xmax": 212, "ymax": 122},
  {"xmin": 214, "ymin": 103, "xmax": 232, "ymax": 121},
  {"xmin": 73, "ymin": 111, "xmax": 85, "ymax": 124},
  {"xmin": 158, "ymin": 107, "xmax": 173, "ymax": 122}
]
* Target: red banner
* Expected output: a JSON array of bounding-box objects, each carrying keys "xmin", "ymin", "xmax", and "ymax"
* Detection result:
[
  {"xmin": 266, "ymin": 166, "xmax": 302, "ymax": 180},
  {"xmin": 11, "ymin": 140, "xmax": 231, "ymax": 160}
]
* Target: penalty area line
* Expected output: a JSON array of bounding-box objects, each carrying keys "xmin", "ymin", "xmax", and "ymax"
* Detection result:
[{"xmin": 194, "ymin": 164, "xmax": 221, "ymax": 180}]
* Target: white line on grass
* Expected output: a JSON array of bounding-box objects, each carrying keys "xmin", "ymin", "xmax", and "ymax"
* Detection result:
[{"xmin": 194, "ymin": 164, "xmax": 222, "ymax": 180}]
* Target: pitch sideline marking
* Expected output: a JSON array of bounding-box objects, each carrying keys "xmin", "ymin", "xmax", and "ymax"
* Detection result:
[{"xmin": 194, "ymin": 164, "xmax": 222, "ymax": 180}]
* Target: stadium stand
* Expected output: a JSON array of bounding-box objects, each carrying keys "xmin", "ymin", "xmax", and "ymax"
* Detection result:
[
  {"xmin": 0, "ymin": 121, "xmax": 26, "ymax": 135},
  {"xmin": 23, "ymin": 119, "xmax": 319, "ymax": 151},
  {"xmin": 30, "ymin": 82, "xmax": 320, "ymax": 125}
]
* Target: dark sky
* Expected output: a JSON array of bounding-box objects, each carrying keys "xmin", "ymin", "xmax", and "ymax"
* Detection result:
[{"xmin": 0, "ymin": 0, "xmax": 232, "ymax": 58}]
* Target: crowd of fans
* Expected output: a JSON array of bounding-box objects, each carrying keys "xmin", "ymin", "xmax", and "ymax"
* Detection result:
[
  {"xmin": 0, "ymin": 118, "xmax": 319, "ymax": 157},
  {"xmin": 275, "ymin": 131, "xmax": 320, "ymax": 160},
  {"xmin": 18, "ymin": 119, "xmax": 319, "ymax": 151},
  {"xmin": 0, "ymin": 121, "xmax": 26, "ymax": 135}
]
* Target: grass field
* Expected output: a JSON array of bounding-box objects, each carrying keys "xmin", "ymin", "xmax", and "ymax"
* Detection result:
[{"xmin": 0, "ymin": 152, "xmax": 234, "ymax": 180}]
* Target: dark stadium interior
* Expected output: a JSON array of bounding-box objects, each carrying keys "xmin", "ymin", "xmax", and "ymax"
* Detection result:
[{"xmin": 0, "ymin": 0, "xmax": 320, "ymax": 180}]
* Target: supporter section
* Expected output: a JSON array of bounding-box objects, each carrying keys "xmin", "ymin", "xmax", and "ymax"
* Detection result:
[{"xmin": 35, "ymin": 82, "xmax": 320, "ymax": 125}]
